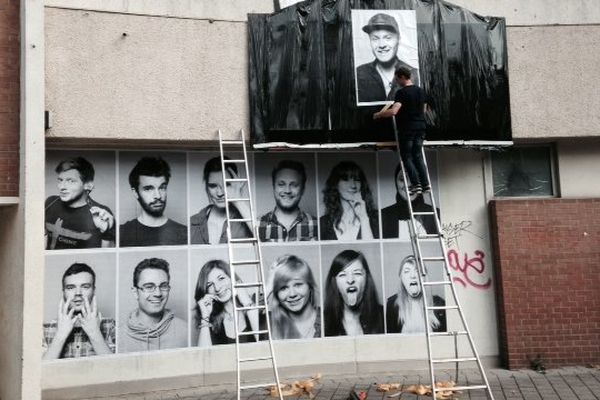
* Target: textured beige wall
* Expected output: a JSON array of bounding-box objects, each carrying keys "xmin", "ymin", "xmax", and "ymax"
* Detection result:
[
  {"xmin": 45, "ymin": 8, "xmax": 252, "ymax": 143},
  {"xmin": 45, "ymin": 5, "xmax": 600, "ymax": 143},
  {"xmin": 508, "ymin": 25, "xmax": 600, "ymax": 139},
  {"xmin": 557, "ymin": 141, "xmax": 600, "ymax": 197},
  {"xmin": 449, "ymin": 0, "xmax": 600, "ymax": 26}
]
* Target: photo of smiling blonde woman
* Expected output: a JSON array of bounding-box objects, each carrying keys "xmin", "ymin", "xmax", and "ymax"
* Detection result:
[
  {"xmin": 386, "ymin": 255, "xmax": 446, "ymax": 334},
  {"xmin": 266, "ymin": 254, "xmax": 321, "ymax": 339}
]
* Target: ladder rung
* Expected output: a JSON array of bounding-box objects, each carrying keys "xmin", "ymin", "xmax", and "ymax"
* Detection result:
[
  {"xmin": 434, "ymin": 385, "xmax": 488, "ymax": 392},
  {"xmin": 229, "ymin": 238, "xmax": 257, "ymax": 243},
  {"xmin": 421, "ymin": 256, "xmax": 445, "ymax": 261},
  {"xmin": 432, "ymin": 357, "xmax": 477, "ymax": 363},
  {"xmin": 229, "ymin": 218, "xmax": 252, "ymax": 223},
  {"xmin": 240, "ymin": 382, "xmax": 277, "ymax": 390},
  {"xmin": 418, "ymin": 234, "xmax": 440, "ymax": 239},
  {"xmin": 238, "ymin": 329, "xmax": 269, "ymax": 336},
  {"xmin": 240, "ymin": 355, "xmax": 273, "ymax": 363},
  {"xmin": 236, "ymin": 304, "xmax": 267, "ymax": 312},
  {"xmin": 224, "ymin": 178, "xmax": 248, "ymax": 182},
  {"xmin": 235, "ymin": 282, "xmax": 263, "ymax": 288},
  {"xmin": 430, "ymin": 330, "xmax": 468, "ymax": 337},
  {"xmin": 231, "ymin": 259, "xmax": 260, "ymax": 265},
  {"xmin": 413, "ymin": 211, "xmax": 436, "ymax": 216},
  {"xmin": 223, "ymin": 159, "xmax": 245, "ymax": 163},
  {"xmin": 227, "ymin": 197, "xmax": 251, "ymax": 202},
  {"xmin": 427, "ymin": 305, "xmax": 459, "ymax": 310},
  {"xmin": 423, "ymin": 281, "xmax": 452, "ymax": 286},
  {"xmin": 221, "ymin": 140, "xmax": 244, "ymax": 145}
]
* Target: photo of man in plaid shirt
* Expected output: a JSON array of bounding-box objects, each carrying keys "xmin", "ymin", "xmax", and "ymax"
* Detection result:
[
  {"xmin": 43, "ymin": 263, "xmax": 115, "ymax": 359},
  {"xmin": 258, "ymin": 160, "xmax": 318, "ymax": 242}
]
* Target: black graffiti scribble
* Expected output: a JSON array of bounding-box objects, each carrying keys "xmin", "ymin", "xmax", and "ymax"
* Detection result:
[
  {"xmin": 441, "ymin": 220, "xmax": 483, "ymax": 249},
  {"xmin": 447, "ymin": 249, "xmax": 492, "ymax": 290}
]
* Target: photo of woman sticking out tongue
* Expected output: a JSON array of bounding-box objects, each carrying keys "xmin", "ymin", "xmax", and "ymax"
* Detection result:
[{"xmin": 324, "ymin": 250, "xmax": 383, "ymax": 336}]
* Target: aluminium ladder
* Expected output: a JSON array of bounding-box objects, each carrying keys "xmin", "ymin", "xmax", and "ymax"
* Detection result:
[
  {"xmin": 218, "ymin": 129, "xmax": 283, "ymax": 400},
  {"xmin": 393, "ymin": 136, "xmax": 495, "ymax": 399}
]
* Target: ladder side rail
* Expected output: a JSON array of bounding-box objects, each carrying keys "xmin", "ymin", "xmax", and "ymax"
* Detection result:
[
  {"xmin": 222, "ymin": 129, "xmax": 283, "ymax": 400},
  {"xmin": 393, "ymin": 125, "xmax": 438, "ymax": 399},
  {"xmin": 253, "ymin": 223, "xmax": 284, "ymax": 400},
  {"xmin": 219, "ymin": 130, "xmax": 244, "ymax": 400},
  {"xmin": 419, "ymin": 146, "xmax": 495, "ymax": 399},
  {"xmin": 240, "ymin": 129, "xmax": 283, "ymax": 400}
]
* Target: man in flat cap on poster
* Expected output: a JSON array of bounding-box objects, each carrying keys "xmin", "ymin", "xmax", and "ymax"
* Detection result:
[{"xmin": 356, "ymin": 12, "xmax": 420, "ymax": 104}]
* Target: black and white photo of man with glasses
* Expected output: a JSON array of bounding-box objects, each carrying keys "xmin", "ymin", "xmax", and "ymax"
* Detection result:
[{"xmin": 119, "ymin": 258, "xmax": 187, "ymax": 352}]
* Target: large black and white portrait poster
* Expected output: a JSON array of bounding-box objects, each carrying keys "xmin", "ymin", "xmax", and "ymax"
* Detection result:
[
  {"xmin": 43, "ymin": 149, "xmax": 446, "ymax": 362},
  {"xmin": 117, "ymin": 249, "xmax": 189, "ymax": 353},
  {"xmin": 382, "ymin": 242, "xmax": 446, "ymax": 335},
  {"xmin": 261, "ymin": 244, "xmax": 322, "ymax": 340},
  {"xmin": 189, "ymin": 245, "xmax": 260, "ymax": 348},
  {"xmin": 321, "ymin": 242, "xmax": 383, "ymax": 337},
  {"xmin": 351, "ymin": 10, "xmax": 420, "ymax": 106}
]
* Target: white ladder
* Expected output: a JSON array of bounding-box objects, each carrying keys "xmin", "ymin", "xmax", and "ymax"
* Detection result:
[
  {"xmin": 218, "ymin": 129, "xmax": 283, "ymax": 400},
  {"xmin": 394, "ymin": 140, "xmax": 495, "ymax": 399}
]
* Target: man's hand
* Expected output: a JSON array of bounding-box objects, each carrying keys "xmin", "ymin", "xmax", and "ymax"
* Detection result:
[
  {"xmin": 90, "ymin": 206, "xmax": 114, "ymax": 233},
  {"xmin": 79, "ymin": 296, "xmax": 103, "ymax": 340},
  {"xmin": 55, "ymin": 297, "xmax": 77, "ymax": 340}
]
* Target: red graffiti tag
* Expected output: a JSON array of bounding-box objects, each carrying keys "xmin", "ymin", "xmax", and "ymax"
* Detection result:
[{"xmin": 447, "ymin": 249, "xmax": 492, "ymax": 290}]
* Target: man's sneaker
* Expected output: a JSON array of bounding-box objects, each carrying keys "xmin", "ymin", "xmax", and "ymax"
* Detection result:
[
  {"xmin": 409, "ymin": 185, "xmax": 422, "ymax": 195},
  {"xmin": 422, "ymin": 184, "xmax": 432, "ymax": 193}
]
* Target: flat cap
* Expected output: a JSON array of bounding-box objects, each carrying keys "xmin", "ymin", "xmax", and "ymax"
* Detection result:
[{"xmin": 362, "ymin": 13, "xmax": 399, "ymax": 35}]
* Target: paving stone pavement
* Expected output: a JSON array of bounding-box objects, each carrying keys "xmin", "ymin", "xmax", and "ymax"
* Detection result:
[{"xmin": 85, "ymin": 367, "xmax": 600, "ymax": 400}]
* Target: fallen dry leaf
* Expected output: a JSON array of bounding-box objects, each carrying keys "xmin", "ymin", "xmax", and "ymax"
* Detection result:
[{"xmin": 269, "ymin": 373, "xmax": 322, "ymax": 398}]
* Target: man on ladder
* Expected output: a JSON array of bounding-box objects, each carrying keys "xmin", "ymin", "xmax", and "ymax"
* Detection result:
[{"xmin": 373, "ymin": 66, "xmax": 430, "ymax": 195}]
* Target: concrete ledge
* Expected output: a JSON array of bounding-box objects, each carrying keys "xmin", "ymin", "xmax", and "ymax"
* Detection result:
[
  {"xmin": 0, "ymin": 197, "xmax": 19, "ymax": 206},
  {"xmin": 42, "ymin": 356, "xmax": 500, "ymax": 399}
]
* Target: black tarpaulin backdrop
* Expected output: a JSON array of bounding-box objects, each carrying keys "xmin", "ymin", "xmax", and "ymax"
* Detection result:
[{"xmin": 248, "ymin": 0, "xmax": 511, "ymax": 145}]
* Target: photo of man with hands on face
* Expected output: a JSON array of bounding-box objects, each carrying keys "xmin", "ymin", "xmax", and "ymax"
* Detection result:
[{"xmin": 43, "ymin": 263, "xmax": 115, "ymax": 359}]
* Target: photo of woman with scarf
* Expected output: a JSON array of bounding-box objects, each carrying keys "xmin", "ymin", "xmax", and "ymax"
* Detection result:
[
  {"xmin": 386, "ymin": 255, "xmax": 446, "ymax": 334},
  {"xmin": 323, "ymin": 249, "xmax": 383, "ymax": 336},
  {"xmin": 193, "ymin": 259, "xmax": 261, "ymax": 347},
  {"xmin": 319, "ymin": 161, "xmax": 379, "ymax": 241},
  {"xmin": 266, "ymin": 254, "xmax": 321, "ymax": 339}
]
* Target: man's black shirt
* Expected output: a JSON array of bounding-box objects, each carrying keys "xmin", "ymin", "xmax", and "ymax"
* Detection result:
[{"xmin": 394, "ymin": 85, "xmax": 426, "ymax": 132}]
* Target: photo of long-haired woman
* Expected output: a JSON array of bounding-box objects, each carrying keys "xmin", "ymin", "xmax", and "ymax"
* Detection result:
[
  {"xmin": 321, "ymin": 243, "xmax": 383, "ymax": 336},
  {"xmin": 261, "ymin": 245, "xmax": 321, "ymax": 340},
  {"xmin": 189, "ymin": 153, "xmax": 253, "ymax": 245},
  {"xmin": 317, "ymin": 153, "xmax": 379, "ymax": 241},
  {"xmin": 190, "ymin": 246, "xmax": 262, "ymax": 347},
  {"xmin": 383, "ymin": 242, "xmax": 447, "ymax": 334}
]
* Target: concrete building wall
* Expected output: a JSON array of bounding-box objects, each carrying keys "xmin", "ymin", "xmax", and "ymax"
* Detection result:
[
  {"xmin": 0, "ymin": 0, "xmax": 20, "ymax": 198},
  {"xmin": 557, "ymin": 141, "xmax": 600, "ymax": 197},
  {"xmin": 26, "ymin": 0, "xmax": 600, "ymax": 397},
  {"xmin": 44, "ymin": 1, "xmax": 600, "ymax": 143},
  {"xmin": 0, "ymin": 2, "xmax": 45, "ymax": 400}
]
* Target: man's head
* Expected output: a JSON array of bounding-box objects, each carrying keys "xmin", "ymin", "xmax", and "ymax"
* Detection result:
[
  {"xmin": 132, "ymin": 258, "xmax": 171, "ymax": 317},
  {"xmin": 394, "ymin": 66, "xmax": 412, "ymax": 87},
  {"xmin": 55, "ymin": 158, "xmax": 95, "ymax": 205},
  {"xmin": 363, "ymin": 13, "xmax": 400, "ymax": 65},
  {"xmin": 128, "ymin": 157, "xmax": 171, "ymax": 218},
  {"xmin": 62, "ymin": 263, "xmax": 96, "ymax": 314},
  {"xmin": 271, "ymin": 160, "xmax": 307, "ymax": 212}
]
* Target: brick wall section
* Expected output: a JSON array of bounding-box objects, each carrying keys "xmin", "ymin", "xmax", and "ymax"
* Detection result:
[
  {"xmin": 489, "ymin": 199, "xmax": 600, "ymax": 369},
  {"xmin": 0, "ymin": 0, "xmax": 20, "ymax": 197}
]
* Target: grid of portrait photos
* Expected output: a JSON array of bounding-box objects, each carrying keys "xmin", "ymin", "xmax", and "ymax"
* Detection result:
[{"xmin": 44, "ymin": 149, "xmax": 447, "ymax": 360}]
